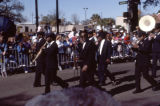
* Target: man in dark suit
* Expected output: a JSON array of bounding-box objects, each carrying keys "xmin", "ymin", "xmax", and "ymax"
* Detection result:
[
  {"xmin": 132, "ymin": 32, "xmax": 160, "ymax": 93},
  {"xmin": 97, "ymin": 32, "xmax": 116, "ymax": 86},
  {"xmin": 33, "ymin": 32, "xmax": 46, "ymax": 87},
  {"xmin": 152, "ymin": 24, "xmax": 160, "ymax": 78},
  {"xmin": 44, "ymin": 33, "xmax": 68, "ymax": 94},
  {"xmin": 79, "ymin": 31, "xmax": 97, "ymax": 87}
]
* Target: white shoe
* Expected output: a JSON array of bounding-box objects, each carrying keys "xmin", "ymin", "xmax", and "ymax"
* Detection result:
[
  {"xmin": 25, "ymin": 71, "xmax": 28, "ymax": 73},
  {"xmin": 73, "ymin": 67, "xmax": 76, "ymax": 70},
  {"xmin": 58, "ymin": 66, "xmax": 62, "ymax": 71}
]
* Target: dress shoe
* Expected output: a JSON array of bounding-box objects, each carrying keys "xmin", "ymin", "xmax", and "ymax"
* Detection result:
[
  {"xmin": 152, "ymin": 85, "xmax": 160, "ymax": 91},
  {"xmin": 99, "ymin": 82, "xmax": 105, "ymax": 86},
  {"xmin": 63, "ymin": 83, "xmax": 69, "ymax": 89},
  {"xmin": 133, "ymin": 89, "xmax": 143, "ymax": 94},
  {"xmin": 33, "ymin": 84, "xmax": 41, "ymax": 87}
]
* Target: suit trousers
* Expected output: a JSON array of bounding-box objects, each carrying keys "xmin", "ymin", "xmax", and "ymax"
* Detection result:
[
  {"xmin": 45, "ymin": 69, "xmax": 67, "ymax": 93},
  {"xmin": 34, "ymin": 62, "xmax": 45, "ymax": 85},
  {"xmin": 152, "ymin": 53, "xmax": 160, "ymax": 77},
  {"xmin": 79, "ymin": 68, "xmax": 95, "ymax": 87},
  {"xmin": 98, "ymin": 63, "xmax": 115, "ymax": 83},
  {"xmin": 135, "ymin": 63, "xmax": 157, "ymax": 90}
]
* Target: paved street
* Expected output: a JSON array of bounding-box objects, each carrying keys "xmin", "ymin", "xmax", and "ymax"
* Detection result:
[{"xmin": 0, "ymin": 62, "xmax": 160, "ymax": 106}]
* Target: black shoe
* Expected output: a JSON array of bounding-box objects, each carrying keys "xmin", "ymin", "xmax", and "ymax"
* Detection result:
[
  {"xmin": 63, "ymin": 83, "xmax": 69, "ymax": 89},
  {"xmin": 152, "ymin": 85, "xmax": 160, "ymax": 91},
  {"xmin": 133, "ymin": 89, "xmax": 143, "ymax": 94},
  {"xmin": 52, "ymin": 82, "xmax": 58, "ymax": 86},
  {"xmin": 33, "ymin": 84, "xmax": 41, "ymax": 87},
  {"xmin": 42, "ymin": 93, "xmax": 47, "ymax": 95},
  {"xmin": 99, "ymin": 82, "xmax": 105, "ymax": 86}
]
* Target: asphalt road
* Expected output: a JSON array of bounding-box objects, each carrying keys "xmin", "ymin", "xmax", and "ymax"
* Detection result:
[{"xmin": 0, "ymin": 62, "xmax": 160, "ymax": 106}]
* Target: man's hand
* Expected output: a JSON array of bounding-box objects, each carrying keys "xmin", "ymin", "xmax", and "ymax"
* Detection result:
[
  {"xmin": 106, "ymin": 59, "xmax": 110, "ymax": 63},
  {"xmin": 132, "ymin": 44, "xmax": 139, "ymax": 48},
  {"xmin": 2, "ymin": 52, "xmax": 5, "ymax": 56},
  {"xmin": 149, "ymin": 33, "xmax": 156, "ymax": 38},
  {"xmin": 82, "ymin": 65, "xmax": 88, "ymax": 72}
]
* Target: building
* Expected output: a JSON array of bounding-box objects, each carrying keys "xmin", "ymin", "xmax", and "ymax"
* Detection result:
[
  {"xmin": 52, "ymin": 25, "xmax": 84, "ymax": 32},
  {"xmin": 116, "ymin": 16, "xmax": 128, "ymax": 32},
  {"xmin": 16, "ymin": 22, "xmax": 36, "ymax": 33}
]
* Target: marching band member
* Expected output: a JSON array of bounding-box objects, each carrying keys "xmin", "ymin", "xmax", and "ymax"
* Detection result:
[
  {"xmin": 97, "ymin": 32, "xmax": 117, "ymax": 86},
  {"xmin": 43, "ymin": 33, "xmax": 68, "ymax": 94},
  {"xmin": 152, "ymin": 24, "xmax": 160, "ymax": 78},
  {"xmin": 79, "ymin": 31, "xmax": 96, "ymax": 87},
  {"xmin": 33, "ymin": 32, "xmax": 46, "ymax": 87},
  {"xmin": 132, "ymin": 32, "xmax": 160, "ymax": 93}
]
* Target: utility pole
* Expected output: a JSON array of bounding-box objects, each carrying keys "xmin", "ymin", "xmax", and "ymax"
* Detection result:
[
  {"xmin": 128, "ymin": 0, "xmax": 140, "ymax": 32},
  {"xmin": 35, "ymin": 0, "xmax": 39, "ymax": 32},
  {"xmin": 83, "ymin": 8, "xmax": 88, "ymax": 21},
  {"xmin": 56, "ymin": 0, "xmax": 59, "ymax": 34}
]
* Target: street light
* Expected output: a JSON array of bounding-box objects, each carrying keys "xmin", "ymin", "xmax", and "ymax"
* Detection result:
[
  {"xmin": 83, "ymin": 8, "xmax": 88, "ymax": 21},
  {"xmin": 56, "ymin": 0, "xmax": 59, "ymax": 34},
  {"xmin": 35, "ymin": 0, "xmax": 39, "ymax": 32}
]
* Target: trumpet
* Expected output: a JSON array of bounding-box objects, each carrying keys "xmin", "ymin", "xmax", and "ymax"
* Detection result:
[{"xmin": 32, "ymin": 41, "xmax": 47, "ymax": 64}]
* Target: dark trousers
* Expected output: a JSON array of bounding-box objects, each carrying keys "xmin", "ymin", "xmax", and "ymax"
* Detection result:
[
  {"xmin": 152, "ymin": 53, "xmax": 160, "ymax": 77},
  {"xmin": 98, "ymin": 63, "xmax": 115, "ymax": 83},
  {"xmin": 45, "ymin": 69, "xmax": 67, "ymax": 93},
  {"xmin": 135, "ymin": 64, "xmax": 157, "ymax": 90},
  {"xmin": 34, "ymin": 62, "xmax": 45, "ymax": 85},
  {"xmin": 79, "ymin": 68, "xmax": 95, "ymax": 87}
]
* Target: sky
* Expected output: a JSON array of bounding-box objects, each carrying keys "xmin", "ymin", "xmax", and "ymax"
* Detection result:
[{"xmin": 21, "ymin": 0, "xmax": 160, "ymax": 23}]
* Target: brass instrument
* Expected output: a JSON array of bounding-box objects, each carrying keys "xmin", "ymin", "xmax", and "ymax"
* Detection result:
[
  {"xmin": 32, "ymin": 41, "xmax": 47, "ymax": 63},
  {"xmin": 132, "ymin": 15, "xmax": 156, "ymax": 47},
  {"xmin": 139, "ymin": 15, "xmax": 156, "ymax": 32}
]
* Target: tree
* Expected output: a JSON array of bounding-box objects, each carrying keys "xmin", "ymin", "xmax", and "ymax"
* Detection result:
[
  {"xmin": 100, "ymin": 18, "xmax": 115, "ymax": 27},
  {"xmin": 0, "ymin": 0, "xmax": 25, "ymax": 22},
  {"xmin": 40, "ymin": 10, "xmax": 66, "ymax": 26},
  {"xmin": 81, "ymin": 19, "xmax": 91, "ymax": 25},
  {"xmin": 40, "ymin": 14, "xmax": 56, "ymax": 26},
  {"xmin": 143, "ymin": 0, "xmax": 160, "ymax": 8},
  {"xmin": 90, "ymin": 14, "xmax": 101, "ymax": 25},
  {"xmin": 71, "ymin": 14, "xmax": 80, "ymax": 25}
]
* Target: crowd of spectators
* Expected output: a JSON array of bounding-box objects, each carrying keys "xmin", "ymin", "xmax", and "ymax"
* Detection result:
[{"xmin": 0, "ymin": 27, "xmax": 139, "ymax": 77}]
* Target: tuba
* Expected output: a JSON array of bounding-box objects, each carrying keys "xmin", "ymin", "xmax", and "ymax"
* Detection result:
[{"xmin": 139, "ymin": 15, "xmax": 156, "ymax": 32}]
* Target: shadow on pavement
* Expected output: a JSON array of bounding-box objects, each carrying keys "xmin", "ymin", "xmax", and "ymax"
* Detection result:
[
  {"xmin": 112, "ymin": 70, "xmax": 130, "ymax": 76},
  {"xmin": 64, "ymin": 76, "xmax": 80, "ymax": 82},
  {"xmin": 117, "ymin": 75, "xmax": 135, "ymax": 84},
  {"xmin": 109, "ymin": 83, "xmax": 135, "ymax": 96},
  {"xmin": 122, "ymin": 96, "xmax": 160, "ymax": 106},
  {"xmin": 0, "ymin": 93, "xmax": 33, "ymax": 106}
]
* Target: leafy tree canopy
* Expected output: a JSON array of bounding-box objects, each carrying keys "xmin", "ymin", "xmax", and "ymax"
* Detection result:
[{"xmin": 0, "ymin": 0, "xmax": 25, "ymax": 22}]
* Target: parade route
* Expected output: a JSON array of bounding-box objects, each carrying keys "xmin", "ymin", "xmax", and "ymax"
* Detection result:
[{"xmin": 0, "ymin": 62, "xmax": 160, "ymax": 106}]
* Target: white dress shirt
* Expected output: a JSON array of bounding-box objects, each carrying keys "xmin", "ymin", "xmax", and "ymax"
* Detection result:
[
  {"xmin": 47, "ymin": 41, "xmax": 54, "ymax": 48},
  {"xmin": 99, "ymin": 39, "xmax": 105, "ymax": 55},
  {"xmin": 82, "ymin": 42, "xmax": 86, "ymax": 50}
]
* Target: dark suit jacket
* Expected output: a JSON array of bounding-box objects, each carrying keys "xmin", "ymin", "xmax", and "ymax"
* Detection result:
[
  {"xmin": 36, "ymin": 38, "xmax": 46, "ymax": 63},
  {"xmin": 135, "ymin": 38, "xmax": 153, "ymax": 66},
  {"xmin": 44, "ymin": 41, "xmax": 58, "ymax": 70},
  {"xmin": 97, "ymin": 40, "xmax": 112, "ymax": 65},
  {"xmin": 80, "ymin": 40, "xmax": 96, "ymax": 69},
  {"xmin": 152, "ymin": 34, "xmax": 160, "ymax": 53}
]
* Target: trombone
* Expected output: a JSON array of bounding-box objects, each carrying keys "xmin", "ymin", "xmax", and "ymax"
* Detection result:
[{"xmin": 31, "ymin": 41, "xmax": 47, "ymax": 64}]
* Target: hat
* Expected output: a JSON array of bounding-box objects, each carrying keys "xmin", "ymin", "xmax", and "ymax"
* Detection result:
[
  {"xmin": 155, "ymin": 23, "xmax": 160, "ymax": 29},
  {"xmin": 46, "ymin": 33, "xmax": 56, "ymax": 39},
  {"xmin": 98, "ymin": 32, "xmax": 106, "ymax": 39},
  {"xmin": 138, "ymin": 31, "xmax": 146, "ymax": 37},
  {"xmin": 37, "ymin": 32, "xmax": 44, "ymax": 36},
  {"xmin": 88, "ymin": 30, "xmax": 93, "ymax": 34}
]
